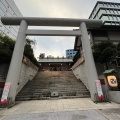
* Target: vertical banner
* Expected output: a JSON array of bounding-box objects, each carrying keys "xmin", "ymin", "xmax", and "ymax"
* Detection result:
[
  {"xmin": 95, "ymin": 80, "xmax": 104, "ymax": 100},
  {"xmin": 0, "ymin": 82, "xmax": 11, "ymax": 105}
]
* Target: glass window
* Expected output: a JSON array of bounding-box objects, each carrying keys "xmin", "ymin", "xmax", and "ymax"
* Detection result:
[
  {"xmin": 105, "ymin": 9, "xmax": 107, "ymax": 13},
  {"xmin": 117, "ymin": 16, "xmax": 120, "ymax": 21},
  {"xmin": 96, "ymin": 3, "xmax": 103, "ymax": 12},
  {"xmin": 112, "ymin": 16, "xmax": 114, "ymax": 20},
  {"xmin": 101, "ymin": 15, "xmax": 109, "ymax": 21},
  {"xmin": 98, "ymin": 9, "xmax": 105, "ymax": 18},
  {"xmin": 118, "ymin": 10, "xmax": 120, "ymax": 14},
  {"xmin": 110, "ymin": 10, "xmax": 114, "ymax": 14},
  {"xmin": 114, "ymin": 10, "xmax": 119, "ymax": 14},
  {"xmin": 111, "ymin": 4, "xmax": 114, "ymax": 8},
  {"xmin": 108, "ymin": 3, "xmax": 111, "ymax": 7},
  {"xmin": 0, "ymin": 3, "xmax": 7, "ymax": 12},
  {"xmin": 1, "ymin": 0, "xmax": 8, "ymax": 8},
  {"xmin": 109, "ymin": 3, "xmax": 112, "ymax": 7},
  {"xmin": 112, "ymin": 22, "xmax": 115, "ymax": 25},
  {"xmin": 115, "ymin": 22, "xmax": 119, "ymax": 26},
  {"xmin": 115, "ymin": 4, "xmax": 118, "ymax": 7},
  {"xmin": 0, "ymin": 8, "xmax": 5, "ymax": 16},
  {"xmin": 105, "ymin": 22, "xmax": 111, "ymax": 25},
  {"xmin": 104, "ymin": 3, "xmax": 108, "ymax": 7},
  {"xmin": 6, "ymin": 11, "xmax": 11, "ymax": 16},
  {"xmin": 106, "ymin": 9, "xmax": 110, "ymax": 14},
  {"xmin": 13, "ymin": 26, "xmax": 18, "ymax": 32},
  {"xmin": 115, "ymin": 16, "xmax": 118, "ymax": 21}
]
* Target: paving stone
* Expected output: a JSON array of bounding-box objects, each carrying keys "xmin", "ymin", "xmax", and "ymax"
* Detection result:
[
  {"xmin": 98, "ymin": 108, "xmax": 120, "ymax": 120},
  {"xmin": 1, "ymin": 110, "xmax": 107, "ymax": 120}
]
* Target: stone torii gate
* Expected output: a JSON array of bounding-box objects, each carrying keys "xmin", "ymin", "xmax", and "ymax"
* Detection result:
[{"xmin": 1, "ymin": 17, "xmax": 102, "ymax": 104}]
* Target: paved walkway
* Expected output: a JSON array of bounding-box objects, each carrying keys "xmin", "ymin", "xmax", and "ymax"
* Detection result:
[{"xmin": 0, "ymin": 98, "xmax": 120, "ymax": 120}]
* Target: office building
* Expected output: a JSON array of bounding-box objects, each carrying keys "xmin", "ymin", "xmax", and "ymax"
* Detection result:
[
  {"xmin": 0, "ymin": 0, "xmax": 22, "ymax": 39},
  {"xmin": 66, "ymin": 49, "xmax": 77, "ymax": 58},
  {"xmin": 89, "ymin": 1, "xmax": 120, "ymax": 26}
]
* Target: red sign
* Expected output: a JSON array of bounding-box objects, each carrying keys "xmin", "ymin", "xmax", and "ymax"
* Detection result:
[
  {"xmin": 0, "ymin": 82, "xmax": 11, "ymax": 105},
  {"xmin": 96, "ymin": 80, "xmax": 104, "ymax": 100}
]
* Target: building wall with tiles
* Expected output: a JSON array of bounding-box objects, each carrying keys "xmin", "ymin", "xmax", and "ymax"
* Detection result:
[{"xmin": 0, "ymin": 0, "xmax": 22, "ymax": 39}]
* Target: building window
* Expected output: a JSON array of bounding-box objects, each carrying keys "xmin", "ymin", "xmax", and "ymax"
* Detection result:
[
  {"xmin": 110, "ymin": 10, "xmax": 114, "ymax": 14},
  {"xmin": 116, "ymin": 10, "xmax": 119, "ymax": 14},
  {"xmin": 117, "ymin": 16, "xmax": 120, "ymax": 21},
  {"xmin": 101, "ymin": 15, "xmax": 109, "ymax": 21},
  {"xmin": 105, "ymin": 9, "xmax": 107, "ymax": 13},
  {"xmin": 113, "ymin": 9, "xmax": 115, "ymax": 14},
  {"xmin": 115, "ymin": 22, "xmax": 119, "ymax": 26},
  {"xmin": 111, "ymin": 22, "xmax": 115, "ymax": 25},
  {"xmin": 105, "ymin": 22, "xmax": 111, "ymax": 25},
  {"xmin": 115, "ymin": 16, "xmax": 118, "ymax": 21},
  {"xmin": 106, "ymin": 3, "xmax": 108, "ymax": 7},
  {"xmin": 109, "ymin": 3, "xmax": 112, "ymax": 7},
  {"xmin": 115, "ymin": 4, "xmax": 118, "ymax": 7}
]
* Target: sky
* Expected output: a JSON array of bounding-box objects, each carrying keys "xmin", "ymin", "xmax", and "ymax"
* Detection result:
[{"xmin": 14, "ymin": 0, "xmax": 120, "ymax": 59}]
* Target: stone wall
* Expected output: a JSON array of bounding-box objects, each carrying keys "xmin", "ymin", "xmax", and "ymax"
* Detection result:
[
  {"xmin": 16, "ymin": 62, "xmax": 38, "ymax": 94},
  {"xmin": 72, "ymin": 57, "xmax": 89, "ymax": 90},
  {"xmin": 0, "ymin": 56, "xmax": 38, "ymax": 98},
  {"xmin": 108, "ymin": 91, "xmax": 120, "ymax": 103}
]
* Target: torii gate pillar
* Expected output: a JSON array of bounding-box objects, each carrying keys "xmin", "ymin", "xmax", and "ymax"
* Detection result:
[
  {"xmin": 80, "ymin": 22, "xmax": 98, "ymax": 101},
  {"xmin": 5, "ymin": 20, "xmax": 28, "ymax": 103}
]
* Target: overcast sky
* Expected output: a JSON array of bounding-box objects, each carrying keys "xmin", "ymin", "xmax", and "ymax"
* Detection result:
[{"xmin": 14, "ymin": 0, "xmax": 120, "ymax": 59}]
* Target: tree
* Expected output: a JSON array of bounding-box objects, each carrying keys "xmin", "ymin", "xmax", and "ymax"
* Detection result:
[
  {"xmin": 0, "ymin": 34, "xmax": 39, "ymax": 67},
  {"xmin": 92, "ymin": 41, "xmax": 118, "ymax": 69},
  {"xmin": 0, "ymin": 35, "xmax": 15, "ymax": 63}
]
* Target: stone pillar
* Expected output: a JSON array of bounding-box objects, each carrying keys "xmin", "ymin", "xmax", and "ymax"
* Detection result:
[
  {"xmin": 5, "ymin": 20, "xmax": 28, "ymax": 104},
  {"xmin": 80, "ymin": 22, "xmax": 98, "ymax": 101}
]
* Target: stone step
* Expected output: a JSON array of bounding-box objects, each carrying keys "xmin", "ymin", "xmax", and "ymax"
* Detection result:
[
  {"xmin": 16, "ymin": 95, "xmax": 90, "ymax": 101},
  {"xmin": 16, "ymin": 71, "xmax": 90, "ymax": 101},
  {"xmin": 23, "ymin": 86, "xmax": 86, "ymax": 90},
  {"xmin": 24, "ymin": 86, "xmax": 86, "ymax": 88},
  {"xmin": 21, "ymin": 89, "xmax": 86, "ymax": 92},
  {"xmin": 18, "ymin": 89, "xmax": 89, "ymax": 93},
  {"xmin": 17, "ymin": 91, "xmax": 90, "ymax": 96}
]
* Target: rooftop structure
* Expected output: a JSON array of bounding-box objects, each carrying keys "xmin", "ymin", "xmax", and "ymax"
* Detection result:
[
  {"xmin": 38, "ymin": 58, "xmax": 73, "ymax": 63},
  {"xmin": 38, "ymin": 58, "xmax": 73, "ymax": 71},
  {"xmin": 89, "ymin": 1, "xmax": 120, "ymax": 26}
]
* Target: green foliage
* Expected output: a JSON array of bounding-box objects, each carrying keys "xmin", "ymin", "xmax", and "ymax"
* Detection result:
[
  {"xmin": 0, "ymin": 35, "xmax": 15, "ymax": 63},
  {"xmin": 92, "ymin": 41, "xmax": 118, "ymax": 69},
  {"xmin": 24, "ymin": 43, "xmax": 39, "ymax": 67},
  {"xmin": 0, "ymin": 34, "xmax": 39, "ymax": 67}
]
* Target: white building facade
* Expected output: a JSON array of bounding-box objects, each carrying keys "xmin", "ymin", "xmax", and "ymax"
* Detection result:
[{"xmin": 0, "ymin": 0, "xmax": 22, "ymax": 39}]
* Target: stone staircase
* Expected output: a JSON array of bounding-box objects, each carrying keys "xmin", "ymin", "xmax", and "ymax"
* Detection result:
[{"xmin": 16, "ymin": 71, "xmax": 90, "ymax": 101}]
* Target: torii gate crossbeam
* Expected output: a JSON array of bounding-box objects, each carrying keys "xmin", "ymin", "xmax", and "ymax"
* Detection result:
[{"xmin": 1, "ymin": 17, "xmax": 103, "ymax": 105}]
